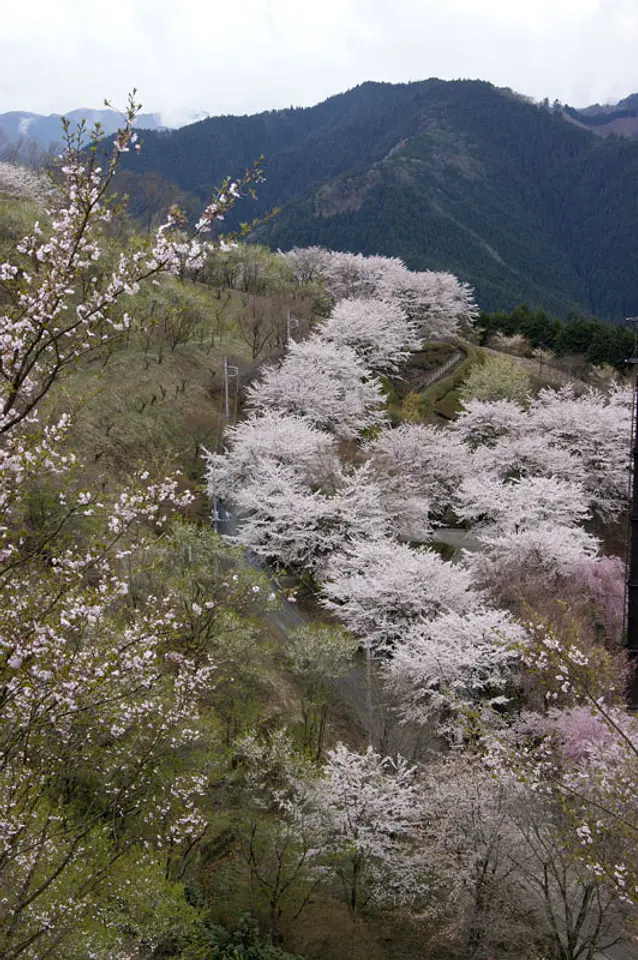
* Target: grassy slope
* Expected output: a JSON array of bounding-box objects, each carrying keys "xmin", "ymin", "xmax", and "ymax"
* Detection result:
[{"xmin": 60, "ymin": 283, "xmax": 251, "ymax": 487}]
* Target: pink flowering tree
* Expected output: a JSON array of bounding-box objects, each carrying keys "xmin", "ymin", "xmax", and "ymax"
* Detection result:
[
  {"xmin": 311, "ymin": 249, "xmax": 405, "ymax": 301},
  {"xmin": 382, "ymin": 608, "xmax": 526, "ymax": 730},
  {"xmin": 454, "ymin": 386, "xmax": 632, "ymax": 523},
  {"xmin": 0, "ymin": 99, "xmax": 268, "ymax": 959},
  {"xmin": 245, "ymin": 336, "xmax": 387, "ymax": 439},
  {"xmin": 469, "ymin": 431, "xmax": 584, "ymax": 487},
  {"xmin": 453, "ymin": 397, "xmax": 530, "ymax": 448},
  {"xmin": 366, "ymin": 422, "xmax": 470, "ymax": 537},
  {"xmin": 290, "ymin": 744, "xmax": 429, "ymax": 913},
  {"xmin": 205, "ymin": 412, "xmax": 395, "ymax": 575},
  {"xmin": 449, "ymin": 390, "xmax": 631, "ymax": 590},
  {"xmin": 455, "ymin": 475, "xmax": 600, "ymax": 581},
  {"xmin": 204, "ymin": 412, "xmax": 341, "ymax": 502},
  {"xmin": 316, "ymin": 297, "xmax": 421, "ymax": 373},
  {"xmin": 320, "ymin": 537, "xmax": 477, "ymax": 652},
  {"xmin": 427, "ymin": 753, "xmax": 631, "ymax": 960},
  {"xmin": 487, "ymin": 615, "xmax": 638, "ymax": 922},
  {"xmin": 527, "ymin": 385, "xmax": 632, "ymax": 523},
  {"xmin": 0, "ymin": 162, "xmax": 57, "ymax": 204},
  {"xmin": 229, "ymin": 460, "xmax": 391, "ymax": 574},
  {"xmin": 562, "ymin": 555, "xmax": 625, "ymax": 642},
  {"xmin": 378, "ymin": 266, "xmax": 478, "ymax": 339},
  {"xmin": 0, "ymin": 99, "xmax": 263, "ymax": 440},
  {"xmin": 282, "ymin": 247, "xmax": 477, "ymax": 339}
]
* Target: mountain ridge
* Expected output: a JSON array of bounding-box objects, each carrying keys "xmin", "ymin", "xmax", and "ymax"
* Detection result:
[{"xmin": 114, "ymin": 79, "xmax": 638, "ymax": 319}]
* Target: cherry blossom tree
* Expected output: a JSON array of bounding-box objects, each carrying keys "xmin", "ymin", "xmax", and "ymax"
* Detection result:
[
  {"xmin": 456, "ymin": 475, "xmax": 599, "ymax": 580},
  {"xmin": 0, "ymin": 467, "xmax": 222, "ymax": 959},
  {"xmin": 282, "ymin": 245, "xmax": 332, "ymax": 287},
  {"xmin": 229, "ymin": 460, "xmax": 390, "ymax": 573},
  {"xmin": 331, "ymin": 462, "xmax": 393, "ymax": 543},
  {"xmin": 230, "ymin": 459, "xmax": 340, "ymax": 571},
  {"xmin": 402, "ymin": 631, "xmax": 636, "ymax": 960},
  {"xmin": 438, "ymin": 753, "xmax": 630, "ymax": 960},
  {"xmin": 507, "ymin": 795, "xmax": 629, "ymax": 960},
  {"xmin": 526, "ymin": 384, "xmax": 632, "ymax": 523},
  {"xmin": 418, "ymin": 755, "xmax": 564, "ymax": 960},
  {"xmin": 493, "ymin": 709, "xmax": 638, "ymax": 953},
  {"xmin": 383, "ymin": 608, "xmax": 526, "ymax": 727},
  {"xmin": 455, "ymin": 386, "xmax": 632, "ymax": 523},
  {"xmin": 562, "ymin": 556, "xmax": 625, "ymax": 642},
  {"xmin": 0, "ymin": 161, "xmax": 56, "ymax": 204},
  {"xmin": 484, "ymin": 615, "xmax": 638, "ymax": 931},
  {"xmin": 320, "ymin": 250, "xmax": 405, "ymax": 301},
  {"xmin": 366, "ymin": 422, "xmax": 470, "ymax": 535},
  {"xmin": 282, "ymin": 247, "xmax": 477, "ymax": 340},
  {"xmin": 316, "ymin": 297, "xmax": 420, "ymax": 373},
  {"xmin": 378, "ymin": 266, "xmax": 478, "ymax": 339},
  {"xmin": 0, "ymin": 98, "xmax": 268, "ymax": 959},
  {"xmin": 448, "ymin": 386, "xmax": 632, "ymax": 584},
  {"xmin": 204, "ymin": 412, "xmax": 341, "ymax": 502},
  {"xmin": 0, "ymin": 98, "xmax": 262, "ymax": 438},
  {"xmin": 320, "ymin": 538, "xmax": 477, "ymax": 651},
  {"xmin": 295, "ymin": 744, "xmax": 429, "ymax": 913},
  {"xmin": 453, "ymin": 397, "xmax": 529, "ymax": 448},
  {"xmin": 245, "ymin": 337, "xmax": 386, "ymax": 439},
  {"xmin": 470, "ymin": 525, "xmax": 601, "ymax": 584},
  {"xmin": 456, "ymin": 475, "xmax": 592, "ymax": 533},
  {"xmin": 469, "ymin": 431, "xmax": 584, "ymax": 487}
]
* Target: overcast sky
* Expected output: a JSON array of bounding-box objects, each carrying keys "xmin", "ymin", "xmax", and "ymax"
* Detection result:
[{"xmin": 1, "ymin": 0, "xmax": 637, "ymax": 126}]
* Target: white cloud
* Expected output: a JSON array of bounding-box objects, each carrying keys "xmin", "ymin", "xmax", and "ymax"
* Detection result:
[{"xmin": 1, "ymin": 0, "xmax": 637, "ymax": 125}]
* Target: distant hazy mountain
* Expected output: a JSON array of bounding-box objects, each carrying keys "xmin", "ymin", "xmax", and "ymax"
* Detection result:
[
  {"xmin": 577, "ymin": 93, "xmax": 638, "ymax": 116},
  {"xmin": 0, "ymin": 108, "xmax": 166, "ymax": 153},
  {"xmin": 113, "ymin": 79, "xmax": 638, "ymax": 321},
  {"xmin": 565, "ymin": 93, "xmax": 638, "ymax": 137}
]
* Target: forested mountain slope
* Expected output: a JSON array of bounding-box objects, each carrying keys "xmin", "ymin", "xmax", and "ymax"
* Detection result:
[{"xmin": 116, "ymin": 79, "xmax": 638, "ymax": 320}]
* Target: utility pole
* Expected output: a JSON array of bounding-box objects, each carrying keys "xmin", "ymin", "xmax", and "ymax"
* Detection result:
[
  {"xmin": 223, "ymin": 356, "xmax": 239, "ymax": 422},
  {"xmin": 625, "ymin": 318, "xmax": 638, "ymax": 706}
]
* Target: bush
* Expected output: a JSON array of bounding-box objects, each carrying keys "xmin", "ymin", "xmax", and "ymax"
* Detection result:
[
  {"xmin": 210, "ymin": 914, "xmax": 302, "ymax": 959},
  {"xmin": 459, "ymin": 353, "xmax": 531, "ymax": 404}
]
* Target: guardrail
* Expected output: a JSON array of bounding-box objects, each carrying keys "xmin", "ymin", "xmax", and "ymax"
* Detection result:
[{"xmin": 420, "ymin": 349, "xmax": 465, "ymax": 388}]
